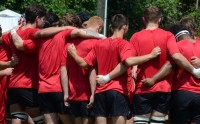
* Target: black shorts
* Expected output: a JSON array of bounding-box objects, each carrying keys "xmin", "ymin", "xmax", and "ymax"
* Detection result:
[
  {"xmin": 70, "ymin": 100, "xmax": 92, "ymax": 117},
  {"xmin": 91, "ymin": 90, "xmax": 130, "ymax": 117},
  {"xmin": 133, "ymin": 92, "xmax": 171, "ymax": 115},
  {"xmin": 170, "ymin": 90, "xmax": 200, "ymax": 124},
  {"xmin": 7, "ymin": 88, "xmax": 39, "ymax": 107},
  {"xmin": 39, "ymin": 92, "xmax": 70, "ymax": 114}
]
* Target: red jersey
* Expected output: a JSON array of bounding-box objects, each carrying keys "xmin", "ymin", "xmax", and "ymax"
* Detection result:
[
  {"xmin": 61, "ymin": 38, "xmax": 97, "ymax": 101},
  {"xmin": 84, "ymin": 37, "xmax": 133, "ymax": 96},
  {"xmin": 195, "ymin": 37, "xmax": 200, "ymax": 41},
  {"xmin": 130, "ymin": 28, "xmax": 180, "ymax": 94},
  {"xmin": 2, "ymin": 27, "xmax": 39, "ymax": 89},
  {"xmin": 23, "ymin": 29, "xmax": 73, "ymax": 93},
  {"xmin": 172, "ymin": 40, "xmax": 200, "ymax": 93},
  {"xmin": 0, "ymin": 45, "xmax": 11, "ymax": 124}
]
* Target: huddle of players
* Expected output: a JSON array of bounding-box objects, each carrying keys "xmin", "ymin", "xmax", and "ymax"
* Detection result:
[{"xmin": 0, "ymin": 3, "xmax": 200, "ymax": 124}]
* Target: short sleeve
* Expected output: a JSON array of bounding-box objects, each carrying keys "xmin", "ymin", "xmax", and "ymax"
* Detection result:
[
  {"xmin": 29, "ymin": 28, "xmax": 40, "ymax": 39},
  {"xmin": 84, "ymin": 48, "xmax": 97, "ymax": 66},
  {"xmin": 55, "ymin": 29, "xmax": 73, "ymax": 42},
  {"xmin": 167, "ymin": 33, "xmax": 180, "ymax": 55},
  {"xmin": 23, "ymin": 39, "xmax": 38, "ymax": 53},
  {"xmin": 129, "ymin": 34, "xmax": 138, "ymax": 56},
  {"xmin": 61, "ymin": 45, "xmax": 68, "ymax": 66},
  {"xmin": 1, "ymin": 33, "xmax": 11, "ymax": 46},
  {"xmin": 119, "ymin": 41, "xmax": 134, "ymax": 62}
]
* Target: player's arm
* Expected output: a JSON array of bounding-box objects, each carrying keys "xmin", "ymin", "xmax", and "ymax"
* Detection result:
[
  {"xmin": 34, "ymin": 26, "xmax": 76, "ymax": 39},
  {"xmin": 171, "ymin": 53, "xmax": 200, "ymax": 78},
  {"xmin": 124, "ymin": 46, "xmax": 161, "ymax": 66},
  {"xmin": 142, "ymin": 61, "xmax": 173, "ymax": 87},
  {"xmin": 0, "ymin": 68, "xmax": 14, "ymax": 77},
  {"xmin": 0, "ymin": 54, "xmax": 18, "ymax": 70},
  {"xmin": 96, "ymin": 47, "xmax": 161, "ymax": 84},
  {"xmin": 87, "ymin": 67, "xmax": 96, "ymax": 109},
  {"xmin": 167, "ymin": 35, "xmax": 200, "ymax": 78},
  {"xmin": 96, "ymin": 62, "xmax": 128, "ymax": 85},
  {"xmin": 67, "ymin": 44, "xmax": 89, "ymax": 67},
  {"xmin": 10, "ymin": 29, "xmax": 24, "ymax": 50},
  {"xmin": 70, "ymin": 29, "xmax": 105, "ymax": 39},
  {"xmin": 191, "ymin": 56, "xmax": 200, "ymax": 68},
  {"xmin": 60, "ymin": 66, "xmax": 70, "ymax": 107}
]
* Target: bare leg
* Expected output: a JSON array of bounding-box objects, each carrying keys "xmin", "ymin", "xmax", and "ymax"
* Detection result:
[
  {"xmin": 83, "ymin": 117, "xmax": 95, "ymax": 124},
  {"xmin": 126, "ymin": 117, "xmax": 133, "ymax": 124},
  {"xmin": 58, "ymin": 114, "xmax": 74, "ymax": 124},
  {"xmin": 96, "ymin": 116, "xmax": 107, "ymax": 124},
  {"xmin": 43, "ymin": 113, "xmax": 58, "ymax": 124},
  {"xmin": 112, "ymin": 116, "xmax": 126, "ymax": 124}
]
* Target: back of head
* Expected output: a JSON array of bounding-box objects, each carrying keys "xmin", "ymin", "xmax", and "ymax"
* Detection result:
[
  {"xmin": 110, "ymin": 14, "xmax": 128, "ymax": 32},
  {"xmin": 77, "ymin": 11, "xmax": 91, "ymax": 24},
  {"xmin": 169, "ymin": 24, "xmax": 191, "ymax": 41},
  {"xmin": 180, "ymin": 17, "xmax": 196, "ymax": 38},
  {"xmin": 143, "ymin": 6, "xmax": 161, "ymax": 23},
  {"xmin": 43, "ymin": 12, "xmax": 59, "ymax": 28},
  {"xmin": 84, "ymin": 16, "xmax": 103, "ymax": 28},
  {"xmin": 25, "ymin": 3, "xmax": 47, "ymax": 24},
  {"xmin": 59, "ymin": 13, "xmax": 81, "ymax": 27}
]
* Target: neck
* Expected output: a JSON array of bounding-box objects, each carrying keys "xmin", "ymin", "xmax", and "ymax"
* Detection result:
[
  {"xmin": 111, "ymin": 29, "xmax": 124, "ymax": 39},
  {"xmin": 182, "ymin": 35, "xmax": 196, "ymax": 43},
  {"xmin": 146, "ymin": 22, "xmax": 159, "ymax": 30},
  {"xmin": 22, "ymin": 23, "xmax": 36, "ymax": 29}
]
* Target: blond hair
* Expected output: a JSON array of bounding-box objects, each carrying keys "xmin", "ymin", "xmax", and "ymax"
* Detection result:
[{"xmin": 84, "ymin": 16, "xmax": 104, "ymax": 28}]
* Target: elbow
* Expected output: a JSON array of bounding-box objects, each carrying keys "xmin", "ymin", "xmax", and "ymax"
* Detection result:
[
  {"xmin": 80, "ymin": 63, "xmax": 89, "ymax": 68},
  {"xmin": 124, "ymin": 58, "xmax": 132, "ymax": 67},
  {"xmin": 172, "ymin": 53, "xmax": 182, "ymax": 62}
]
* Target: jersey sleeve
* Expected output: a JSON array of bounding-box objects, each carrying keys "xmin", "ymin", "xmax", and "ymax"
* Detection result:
[
  {"xmin": 1, "ymin": 33, "xmax": 11, "ymax": 46},
  {"xmin": 167, "ymin": 33, "xmax": 180, "ymax": 55},
  {"xmin": 119, "ymin": 41, "xmax": 134, "ymax": 62},
  {"xmin": 23, "ymin": 39, "xmax": 37, "ymax": 53},
  {"xmin": 84, "ymin": 47, "xmax": 97, "ymax": 66},
  {"xmin": 56, "ymin": 29, "xmax": 73, "ymax": 42},
  {"xmin": 129, "ymin": 34, "xmax": 139, "ymax": 56},
  {"xmin": 29, "ymin": 28, "xmax": 40, "ymax": 39},
  {"xmin": 61, "ymin": 45, "xmax": 68, "ymax": 66}
]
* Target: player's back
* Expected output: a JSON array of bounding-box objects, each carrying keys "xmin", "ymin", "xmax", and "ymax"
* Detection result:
[
  {"xmin": 130, "ymin": 28, "xmax": 179, "ymax": 93},
  {"xmin": 173, "ymin": 39, "xmax": 200, "ymax": 93},
  {"xmin": 2, "ymin": 27, "xmax": 39, "ymax": 89},
  {"xmin": 66, "ymin": 38, "xmax": 97, "ymax": 101},
  {"xmin": 38, "ymin": 29, "xmax": 72, "ymax": 93},
  {"xmin": 85, "ymin": 37, "xmax": 133, "ymax": 95}
]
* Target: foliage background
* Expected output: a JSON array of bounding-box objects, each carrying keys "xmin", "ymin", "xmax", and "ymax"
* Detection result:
[{"xmin": 0, "ymin": 0, "xmax": 200, "ymax": 39}]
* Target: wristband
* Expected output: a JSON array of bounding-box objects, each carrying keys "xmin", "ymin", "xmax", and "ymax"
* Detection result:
[
  {"xmin": 103, "ymin": 74, "xmax": 111, "ymax": 83},
  {"xmin": 192, "ymin": 68, "xmax": 200, "ymax": 78},
  {"xmin": 11, "ymin": 29, "xmax": 16, "ymax": 35}
]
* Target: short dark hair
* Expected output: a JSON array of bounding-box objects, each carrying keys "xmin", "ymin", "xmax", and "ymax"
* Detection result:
[
  {"xmin": 110, "ymin": 14, "xmax": 128, "ymax": 31},
  {"xmin": 25, "ymin": 3, "xmax": 46, "ymax": 24},
  {"xmin": 143, "ymin": 6, "xmax": 161, "ymax": 23},
  {"xmin": 43, "ymin": 12, "xmax": 59, "ymax": 28},
  {"xmin": 180, "ymin": 17, "xmax": 196, "ymax": 38},
  {"xmin": 180, "ymin": 17, "xmax": 196, "ymax": 31},
  {"xmin": 77, "ymin": 11, "xmax": 91, "ymax": 24},
  {"xmin": 168, "ymin": 24, "xmax": 191, "ymax": 41}
]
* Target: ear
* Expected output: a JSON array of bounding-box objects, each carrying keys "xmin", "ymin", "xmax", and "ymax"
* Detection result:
[
  {"xmin": 142, "ymin": 17, "xmax": 146, "ymax": 24},
  {"xmin": 122, "ymin": 25, "xmax": 127, "ymax": 30},
  {"xmin": 158, "ymin": 18, "xmax": 161, "ymax": 23}
]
